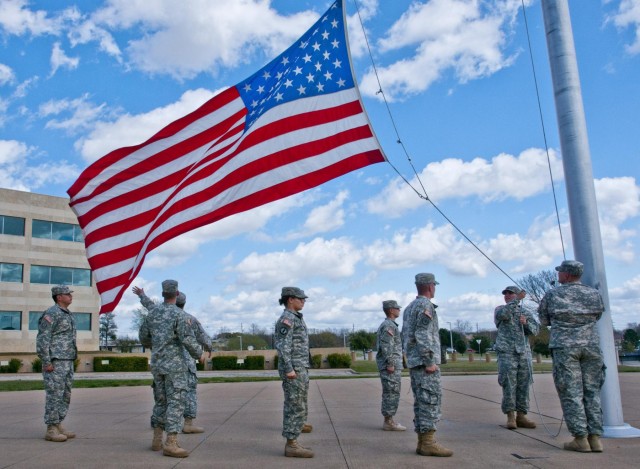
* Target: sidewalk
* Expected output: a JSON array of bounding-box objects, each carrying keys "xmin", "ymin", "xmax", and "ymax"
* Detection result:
[{"xmin": 1, "ymin": 373, "xmax": 639, "ymax": 468}]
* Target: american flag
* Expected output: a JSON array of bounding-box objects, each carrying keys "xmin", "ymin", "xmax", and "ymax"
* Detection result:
[{"xmin": 67, "ymin": 0, "xmax": 386, "ymax": 314}]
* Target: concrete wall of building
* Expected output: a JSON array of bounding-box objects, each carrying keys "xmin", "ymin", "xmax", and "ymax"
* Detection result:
[{"xmin": 0, "ymin": 188, "xmax": 100, "ymax": 354}]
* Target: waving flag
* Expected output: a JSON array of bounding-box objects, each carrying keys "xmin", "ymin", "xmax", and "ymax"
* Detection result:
[{"xmin": 67, "ymin": 0, "xmax": 386, "ymax": 314}]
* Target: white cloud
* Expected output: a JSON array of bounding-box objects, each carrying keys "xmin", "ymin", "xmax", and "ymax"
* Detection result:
[
  {"xmin": 0, "ymin": 0, "xmax": 60, "ymax": 36},
  {"xmin": 0, "ymin": 63, "xmax": 15, "ymax": 85},
  {"xmin": 286, "ymin": 190, "xmax": 349, "ymax": 239},
  {"xmin": 39, "ymin": 93, "xmax": 107, "ymax": 134},
  {"xmin": 367, "ymin": 147, "xmax": 562, "ymax": 217},
  {"xmin": 358, "ymin": 0, "xmax": 528, "ymax": 99},
  {"xmin": 49, "ymin": 41, "xmax": 79, "ymax": 77},
  {"xmin": 607, "ymin": 0, "xmax": 640, "ymax": 55}
]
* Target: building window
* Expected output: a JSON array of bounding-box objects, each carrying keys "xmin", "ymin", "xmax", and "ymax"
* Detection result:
[
  {"xmin": 29, "ymin": 311, "xmax": 91, "ymax": 331},
  {"xmin": 0, "ymin": 262, "xmax": 23, "ymax": 283},
  {"xmin": 0, "ymin": 311, "xmax": 21, "ymax": 331},
  {"xmin": 0, "ymin": 215, "xmax": 25, "ymax": 236},
  {"xmin": 32, "ymin": 219, "xmax": 84, "ymax": 243},
  {"xmin": 29, "ymin": 265, "xmax": 92, "ymax": 286}
]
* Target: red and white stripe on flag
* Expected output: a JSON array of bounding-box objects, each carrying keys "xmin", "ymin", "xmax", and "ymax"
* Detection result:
[{"xmin": 67, "ymin": 0, "xmax": 385, "ymax": 314}]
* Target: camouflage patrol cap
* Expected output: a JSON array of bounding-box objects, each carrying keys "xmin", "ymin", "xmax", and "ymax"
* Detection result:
[
  {"xmin": 555, "ymin": 260, "xmax": 584, "ymax": 277},
  {"xmin": 176, "ymin": 292, "xmax": 186, "ymax": 307},
  {"xmin": 502, "ymin": 286, "xmax": 522, "ymax": 295},
  {"xmin": 415, "ymin": 273, "xmax": 439, "ymax": 285},
  {"xmin": 281, "ymin": 286, "xmax": 308, "ymax": 299},
  {"xmin": 51, "ymin": 285, "xmax": 73, "ymax": 296},
  {"xmin": 162, "ymin": 279, "xmax": 179, "ymax": 294},
  {"xmin": 382, "ymin": 300, "xmax": 401, "ymax": 310}
]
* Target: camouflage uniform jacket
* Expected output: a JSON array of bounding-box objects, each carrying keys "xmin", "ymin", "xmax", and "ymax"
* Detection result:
[
  {"xmin": 36, "ymin": 304, "xmax": 78, "ymax": 367},
  {"xmin": 494, "ymin": 300, "xmax": 539, "ymax": 354},
  {"xmin": 138, "ymin": 302, "xmax": 202, "ymax": 374},
  {"xmin": 275, "ymin": 308, "xmax": 310, "ymax": 374},
  {"xmin": 376, "ymin": 318, "xmax": 402, "ymax": 371},
  {"xmin": 402, "ymin": 296, "xmax": 441, "ymax": 368},
  {"xmin": 537, "ymin": 281, "xmax": 604, "ymax": 349}
]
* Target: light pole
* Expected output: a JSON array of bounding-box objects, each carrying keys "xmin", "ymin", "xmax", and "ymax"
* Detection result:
[
  {"xmin": 447, "ymin": 322, "xmax": 454, "ymax": 353},
  {"xmin": 476, "ymin": 339, "xmax": 482, "ymax": 355}
]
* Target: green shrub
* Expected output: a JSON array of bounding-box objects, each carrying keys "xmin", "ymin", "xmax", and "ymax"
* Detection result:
[
  {"xmin": 0, "ymin": 358, "xmax": 23, "ymax": 373},
  {"xmin": 93, "ymin": 356, "xmax": 149, "ymax": 372},
  {"xmin": 32, "ymin": 358, "xmax": 42, "ymax": 372},
  {"xmin": 327, "ymin": 353, "xmax": 351, "ymax": 368},
  {"xmin": 210, "ymin": 356, "xmax": 238, "ymax": 370},
  {"xmin": 273, "ymin": 355, "xmax": 279, "ymax": 369},
  {"xmin": 244, "ymin": 355, "xmax": 265, "ymax": 370},
  {"xmin": 311, "ymin": 354, "xmax": 322, "ymax": 369},
  {"xmin": 196, "ymin": 360, "xmax": 205, "ymax": 371}
]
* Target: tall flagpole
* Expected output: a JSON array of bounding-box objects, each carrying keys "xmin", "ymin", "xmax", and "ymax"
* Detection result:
[{"xmin": 540, "ymin": 0, "xmax": 640, "ymax": 438}]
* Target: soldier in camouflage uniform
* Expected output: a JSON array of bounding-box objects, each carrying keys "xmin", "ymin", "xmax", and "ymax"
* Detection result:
[
  {"xmin": 402, "ymin": 273, "xmax": 453, "ymax": 457},
  {"xmin": 376, "ymin": 300, "xmax": 406, "ymax": 431},
  {"xmin": 134, "ymin": 287, "xmax": 212, "ymax": 434},
  {"xmin": 538, "ymin": 260, "xmax": 606, "ymax": 453},
  {"xmin": 138, "ymin": 280, "xmax": 203, "ymax": 458},
  {"xmin": 275, "ymin": 286, "xmax": 313, "ymax": 458},
  {"xmin": 494, "ymin": 285, "xmax": 539, "ymax": 430},
  {"xmin": 36, "ymin": 285, "xmax": 78, "ymax": 442}
]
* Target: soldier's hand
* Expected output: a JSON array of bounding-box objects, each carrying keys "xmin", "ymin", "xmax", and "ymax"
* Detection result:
[
  {"xmin": 424, "ymin": 364, "xmax": 438, "ymax": 374},
  {"xmin": 198, "ymin": 355, "xmax": 206, "ymax": 364},
  {"xmin": 386, "ymin": 366, "xmax": 395, "ymax": 374},
  {"xmin": 132, "ymin": 286, "xmax": 144, "ymax": 297},
  {"xmin": 44, "ymin": 364, "xmax": 54, "ymax": 372},
  {"xmin": 286, "ymin": 370, "xmax": 297, "ymax": 379}
]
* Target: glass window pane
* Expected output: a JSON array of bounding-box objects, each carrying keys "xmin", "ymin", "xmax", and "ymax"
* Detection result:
[
  {"xmin": 1, "ymin": 263, "xmax": 23, "ymax": 282},
  {"xmin": 73, "ymin": 312, "xmax": 91, "ymax": 331},
  {"xmin": 32, "ymin": 220, "xmax": 52, "ymax": 239},
  {"xmin": 29, "ymin": 311, "xmax": 44, "ymax": 330},
  {"xmin": 73, "ymin": 225, "xmax": 84, "ymax": 243},
  {"xmin": 30, "ymin": 265, "xmax": 50, "ymax": 284},
  {"xmin": 2, "ymin": 216, "xmax": 25, "ymax": 236},
  {"xmin": 51, "ymin": 222, "xmax": 74, "ymax": 241},
  {"xmin": 73, "ymin": 269, "xmax": 91, "ymax": 286},
  {"xmin": 0, "ymin": 311, "xmax": 21, "ymax": 330},
  {"xmin": 51, "ymin": 267, "xmax": 73, "ymax": 285}
]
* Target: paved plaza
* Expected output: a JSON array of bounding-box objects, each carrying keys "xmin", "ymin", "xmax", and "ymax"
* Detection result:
[{"xmin": 1, "ymin": 373, "xmax": 639, "ymax": 468}]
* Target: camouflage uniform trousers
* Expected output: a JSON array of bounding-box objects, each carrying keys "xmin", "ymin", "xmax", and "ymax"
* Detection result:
[
  {"xmin": 552, "ymin": 346, "xmax": 606, "ymax": 436},
  {"xmin": 409, "ymin": 367, "xmax": 442, "ymax": 433},
  {"xmin": 151, "ymin": 371, "xmax": 189, "ymax": 434},
  {"xmin": 379, "ymin": 368, "xmax": 402, "ymax": 417},
  {"xmin": 497, "ymin": 352, "xmax": 532, "ymax": 413},
  {"xmin": 183, "ymin": 371, "xmax": 198, "ymax": 419},
  {"xmin": 43, "ymin": 359, "xmax": 74, "ymax": 425},
  {"xmin": 281, "ymin": 367, "xmax": 309, "ymax": 439}
]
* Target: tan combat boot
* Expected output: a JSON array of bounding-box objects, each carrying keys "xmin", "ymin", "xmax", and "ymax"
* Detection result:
[
  {"xmin": 563, "ymin": 435, "xmax": 591, "ymax": 452},
  {"xmin": 57, "ymin": 423, "xmax": 75, "ymax": 439},
  {"xmin": 151, "ymin": 427, "xmax": 163, "ymax": 451},
  {"xmin": 516, "ymin": 412, "xmax": 536, "ymax": 429},
  {"xmin": 506, "ymin": 411, "xmax": 517, "ymax": 429},
  {"xmin": 416, "ymin": 430, "xmax": 453, "ymax": 457},
  {"xmin": 163, "ymin": 433, "xmax": 189, "ymax": 458},
  {"xmin": 587, "ymin": 434, "xmax": 603, "ymax": 453},
  {"xmin": 383, "ymin": 416, "xmax": 406, "ymax": 431},
  {"xmin": 182, "ymin": 418, "xmax": 204, "ymax": 434},
  {"xmin": 301, "ymin": 423, "xmax": 313, "ymax": 433},
  {"xmin": 45, "ymin": 425, "xmax": 67, "ymax": 442},
  {"xmin": 284, "ymin": 439, "xmax": 314, "ymax": 458}
]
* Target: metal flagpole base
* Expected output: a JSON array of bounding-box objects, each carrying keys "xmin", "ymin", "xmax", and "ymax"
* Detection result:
[{"xmin": 603, "ymin": 423, "xmax": 640, "ymax": 438}]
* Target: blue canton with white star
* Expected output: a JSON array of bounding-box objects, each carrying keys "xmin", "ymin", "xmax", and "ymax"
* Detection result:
[{"xmin": 236, "ymin": 0, "xmax": 353, "ymax": 131}]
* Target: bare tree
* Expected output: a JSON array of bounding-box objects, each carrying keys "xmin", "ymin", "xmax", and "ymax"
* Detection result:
[
  {"xmin": 455, "ymin": 320, "xmax": 472, "ymax": 334},
  {"xmin": 517, "ymin": 270, "xmax": 557, "ymax": 304},
  {"xmin": 99, "ymin": 313, "xmax": 118, "ymax": 347},
  {"xmin": 129, "ymin": 307, "xmax": 148, "ymax": 333}
]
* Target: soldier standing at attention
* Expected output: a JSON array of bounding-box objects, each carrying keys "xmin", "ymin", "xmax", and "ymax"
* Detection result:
[
  {"xmin": 133, "ymin": 287, "xmax": 212, "ymax": 434},
  {"xmin": 402, "ymin": 273, "xmax": 453, "ymax": 457},
  {"xmin": 36, "ymin": 285, "xmax": 78, "ymax": 442},
  {"xmin": 275, "ymin": 287, "xmax": 313, "ymax": 458},
  {"xmin": 376, "ymin": 300, "xmax": 406, "ymax": 431},
  {"xmin": 138, "ymin": 280, "xmax": 203, "ymax": 458},
  {"xmin": 494, "ymin": 286, "xmax": 539, "ymax": 430},
  {"xmin": 538, "ymin": 260, "xmax": 606, "ymax": 453}
]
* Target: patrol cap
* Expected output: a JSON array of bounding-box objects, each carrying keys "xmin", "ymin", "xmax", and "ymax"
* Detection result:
[
  {"xmin": 176, "ymin": 292, "xmax": 186, "ymax": 307},
  {"xmin": 162, "ymin": 279, "xmax": 179, "ymax": 294},
  {"xmin": 415, "ymin": 273, "xmax": 439, "ymax": 285},
  {"xmin": 382, "ymin": 300, "xmax": 401, "ymax": 310},
  {"xmin": 51, "ymin": 285, "xmax": 73, "ymax": 296},
  {"xmin": 502, "ymin": 286, "xmax": 522, "ymax": 295},
  {"xmin": 555, "ymin": 260, "xmax": 584, "ymax": 276},
  {"xmin": 281, "ymin": 286, "xmax": 308, "ymax": 299}
]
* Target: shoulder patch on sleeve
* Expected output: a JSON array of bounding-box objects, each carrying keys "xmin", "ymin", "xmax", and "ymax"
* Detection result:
[
  {"xmin": 279, "ymin": 326, "xmax": 290, "ymax": 336},
  {"xmin": 386, "ymin": 328, "xmax": 394, "ymax": 336},
  {"xmin": 282, "ymin": 318, "xmax": 292, "ymax": 327},
  {"xmin": 422, "ymin": 308, "xmax": 432, "ymax": 319},
  {"xmin": 43, "ymin": 315, "xmax": 52, "ymax": 323}
]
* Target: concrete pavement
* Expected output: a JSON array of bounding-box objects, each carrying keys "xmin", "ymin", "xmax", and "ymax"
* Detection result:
[{"xmin": 1, "ymin": 373, "xmax": 639, "ymax": 468}]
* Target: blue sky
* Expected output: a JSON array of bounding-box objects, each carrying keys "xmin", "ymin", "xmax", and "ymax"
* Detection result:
[{"xmin": 1, "ymin": 0, "xmax": 639, "ymax": 338}]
